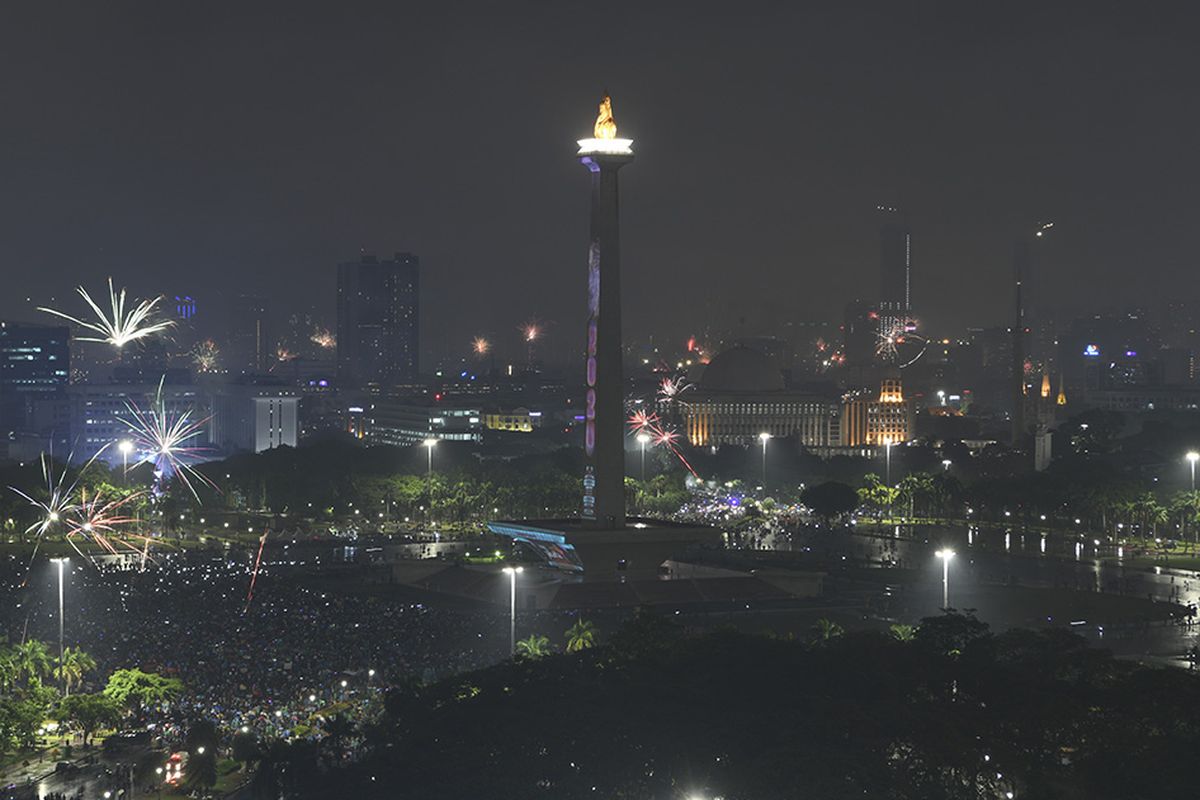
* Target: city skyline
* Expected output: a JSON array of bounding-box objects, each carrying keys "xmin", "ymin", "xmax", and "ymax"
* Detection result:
[{"xmin": 1, "ymin": 3, "xmax": 1198, "ymax": 355}]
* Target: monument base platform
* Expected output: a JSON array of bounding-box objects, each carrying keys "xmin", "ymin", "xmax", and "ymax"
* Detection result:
[{"xmin": 487, "ymin": 517, "xmax": 721, "ymax": 581}]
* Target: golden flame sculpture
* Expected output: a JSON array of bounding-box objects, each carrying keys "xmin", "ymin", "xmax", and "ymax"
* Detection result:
[{"xmin": 594, "ymin": 93, "xmax": 617, "ymax": 139}]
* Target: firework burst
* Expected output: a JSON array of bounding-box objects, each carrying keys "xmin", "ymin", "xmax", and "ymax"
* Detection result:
[
  {"xmin": 472, "ymin": 336, "xmax": 491, "ymax": 357},
  {"xmin": 657, "ymin": 377, "xmax": 692, "ymax": 404},
  {"xmin": 626, "ymin": 409, "xmax": 698, "ymax": 478},
  {"xmin": 38, "ymin": 278, "xmax": 173, "ymax": 349},
  {"xmin": 310, "ymin": 327, "xmax": 336, "ymax": 350},
  {"xmin": 120, "ymin": 378, "xmax": 216, "ymax": 500},
  {"xmin": 192, "ymin": 339, "xmax": 220, "ymax": 372},
  {"xmin": 9, "ymin": 450, "xmax": 154, "ymax": 573},
  {"xmin": 67, "ymin": 487, "xmax": 150, "ymax": 561},
  {"xmin": 876, "ymin": 318, "xmax": 928, "ymax": 368}
]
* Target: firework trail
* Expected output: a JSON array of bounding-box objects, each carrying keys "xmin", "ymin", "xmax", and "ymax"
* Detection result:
[
  {"xmin": 38, "ymin": 278, "xmax": 173, "ymax": 349},
  {"xmin": 120, "ymin": 377, "xmax": 217, "ymax": 501},
  {"xmin": 626, "ymin": 410, "xmax": 700, "ymax": 478},
  {"xmin": 245, "ymin": 529, "xmax": 270, "ymax": 612}
]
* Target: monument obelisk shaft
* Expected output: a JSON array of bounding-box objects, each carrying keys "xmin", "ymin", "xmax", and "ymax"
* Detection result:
[{"xmin": 578, "ymin": 94, "xmax": 633, "ymax": 528}]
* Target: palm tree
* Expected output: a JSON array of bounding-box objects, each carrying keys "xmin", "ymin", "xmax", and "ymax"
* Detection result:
[
  {"xmin": 14, "ymin": 639, "xmax": 51, "ymax": 686},
  {"xmin": 515, "ymin": 634, "xmax": 552, "ymax": 659},
  {"xmin": 809, "ymin": 618, "xmax": 844, "ymax": 646},
  {"xmin": 55, "ymin": 647, "xmax": 97, "ymax": 697},
  {"xmin": 0, "ymin": 643, "xmax": 17, "ymax": 692},
  {"xmin": 564, "ymin": 620, "xmax": 597, "ymax": 653},
  {"xmin": 889, "ymin": 623, "xmax": 916, "ymax": 642}
]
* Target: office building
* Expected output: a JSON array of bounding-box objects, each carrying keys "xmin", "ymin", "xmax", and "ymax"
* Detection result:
[
  {"xmin": 336, "ymin": 253, "xmax": 420, "ymax": 389},
  {"xmin": 0, "ymin": 321, "xmax": 70, "ymax": 442}
]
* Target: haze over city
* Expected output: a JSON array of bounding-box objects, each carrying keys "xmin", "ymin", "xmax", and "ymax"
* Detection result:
[{"xmin": 2, "ymin": 4, "xmax": 1200, "ymax": 799}]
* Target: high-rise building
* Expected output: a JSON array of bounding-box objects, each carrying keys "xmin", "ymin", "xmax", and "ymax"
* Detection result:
[
  {"xmin": 336, "ymin": 253, "xmax": 420, "ymax": 389},
  {"xmin": 842, "ymin": 300, "xmax": 878, "ymax": 367},
  {"xmin": 230, "ymin": 295, "xmax": 270, "ymax": 373},
  {"xmin": 0, "ymin": 321, "xmax": 70, "ymax": 439},
  {"xmin": 878, "ymin": 209, "xmax": 911, "ymax": 342}
]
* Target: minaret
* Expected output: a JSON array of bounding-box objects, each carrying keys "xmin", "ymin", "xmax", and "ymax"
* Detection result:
[{"xmin": 577, "ymin": 93, "xmax": 633, "ymax": 528}]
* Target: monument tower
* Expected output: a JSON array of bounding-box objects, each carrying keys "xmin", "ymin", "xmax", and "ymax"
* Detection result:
[{"xmin": 577, "ymin": 93, "xmax": 633, "ymax": 528}]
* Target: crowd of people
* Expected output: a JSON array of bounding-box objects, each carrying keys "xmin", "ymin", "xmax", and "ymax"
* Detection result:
[{"xmin": 0, "ymin": 547, "xmax": 549, "ymax": 749}]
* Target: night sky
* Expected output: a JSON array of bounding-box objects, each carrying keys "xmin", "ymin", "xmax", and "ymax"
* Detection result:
[{"xmin": 1, "ymin": 2, "xmax": 1197, "ymax": 363}]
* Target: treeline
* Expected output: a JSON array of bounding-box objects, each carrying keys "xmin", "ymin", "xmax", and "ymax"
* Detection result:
[{"xmin": 244, "ymin": 611, "xmax": 1200, "ymax": 799}]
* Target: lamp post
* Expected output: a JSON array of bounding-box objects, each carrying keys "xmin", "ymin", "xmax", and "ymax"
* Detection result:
[
  {"xmin": 637, "ymin": 433, "xmax": 650, "ymax": 482},
  {"xmin": 1187, "ymin": 451, "xmax": 1198, "ymax": 491},
  {"xmin": 941, "ymin": 459, "xmax": 952, "ymax": 473},
  {"xmin": 935, "ymin": 549, "xmax": 954, "ymax": 609},
  {"xmin": 758, "ymin": 432, "xmax": 770, "ymax": 488},
  {"xmin": 118, "ymin": 439, "xmax": 133, "ymax": 484},
  {"xmin": 50, "ymin": 557, "xmax": 67, "ymax": 694},
  {"xmin": 422, "ymin": 438, "xmax": 437, "ymax": 525},
  {"xmin": 502, "ymin": 566, "xmax": 523, "ymax": 656}
]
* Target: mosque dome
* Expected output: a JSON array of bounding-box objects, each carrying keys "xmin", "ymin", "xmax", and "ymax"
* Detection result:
[{"xmin": 699, "ymin": 346, "xmax": 784, "ymax": 393}]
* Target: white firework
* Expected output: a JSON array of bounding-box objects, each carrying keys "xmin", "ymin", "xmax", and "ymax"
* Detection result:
[
  {"xmin": 39, "ymin": 278, "xmax": 173, "ymax": 349},
  {"xmin": 876, "ymin": 318, "xmax": 928, "ymax": 368},
  {"xmin": 120, "ymin": 378, "xmax": 215, "ymax": 500}
]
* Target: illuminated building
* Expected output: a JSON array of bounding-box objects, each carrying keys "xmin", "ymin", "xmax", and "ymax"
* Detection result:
[
  {"xmin": 842, "ymin": 299, "xmax": 878, "ymax": 367},
  {"xmin": 878, "ymin": 208, "xmax": 911, "ymax": 351},
  {"xmin": 210, "ymin": 382, "xmax": 299, "ymax": 453},
  {"xmin": 230, "ymin": 295, "xmax": 270, "ymax": 373},
  {"xmin": 361, "ymin": 398, "xmax": 482, "ymax": 446},
  {"xmin": 678, "ymin": 346, "xmax": 840, "ymax": 447},
  {"xmin": 485, "ymin": 408, "xmax": 541, "ymax": 432},
  {"xmin": 841, "ymin": 378, "xmax": 913, "ymax": 447},
  {"xmin": 336, "ymin": 253, "xmax": 420, "ymax": 389},
  {"xmin": 577, "ymin": 93, "xmax": 632, "ymax": 527},
  {"xmin": 0, "ymin": 321, "xmax": 70, "ymax": 441}
]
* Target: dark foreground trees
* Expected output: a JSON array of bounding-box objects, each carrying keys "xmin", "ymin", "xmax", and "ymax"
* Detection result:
[{"xmin": 250, "ymin": 611, "xmax": 1200, "ymax": 800}]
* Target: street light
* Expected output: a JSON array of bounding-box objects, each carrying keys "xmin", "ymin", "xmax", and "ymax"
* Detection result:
[
  {"xmin": 422, "ymin": 438, "xmax": 438, "ymax": 476},
  {"xmin": 636, "ymin": 433, "xmax": 650, "ymax": 482},
  {"xmin": 758, "ymin": 432, "xmax": 771, "ymax": 488},
  {"xmin": 941, "ymin": 459, "xmax": 952, "ymax": 472},
  {"xmin": 423, "ymin": 438, "xmax": 438, "ymax": 525},
  {"xmin": 1187, "ymin": 451, "xmax": 1199, "ymax": 491},
  {"xmin": 935, "ymin": 549, "xmax": 954, "ymax": 609},
  {"xmin": 50, "ymin": 557, "xmax": 67, "ymax": 694},
  {"xmin": 502, "ymin": 566, "xmax": 524, "ymax": 656},
  {"xmin": 118, "ymin": 439, "xmax": 133, "ymax": 480}
]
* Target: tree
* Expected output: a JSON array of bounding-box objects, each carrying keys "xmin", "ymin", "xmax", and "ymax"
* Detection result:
[
  {"xmin": 232, "ymin": 731, "xmax": 261, "ymax": 771},
  {"xmin": 515, "ymin": 634, "xmax": 552, "ymax": 660},
  {"xmin": 889, "ymin": 624, "xmax": 916, "ymax": 642},
  {"xmin": 13, "ymin": 639, "xmax": 52, "ymax": 685},
  {"xmin": 55, "ymin": 647, "xmax": 97, "ymax": 697},
  {"xmin": 809, "ymin": 618, "xmax": 844, "ymax": 645},
  {"xmin": 323, "ymin": 714, "xmax": 356, "ymax": 759},
  {"xmin": 565, "ymin": 619, "xmax": 598, "ymax": 653},
  {"xmin": 184, "ymin": 746, "xmax": 218, "ymax": 794},
  {"xmin": 801, "ymin": 481, "xmax": 859, "ymax": 523},
  {"xmin": 56, "ymin": 693, "xmax": 121, "ymax": 746},
  {"xmin": 103, "ymin": 668, "xmax": 183, "ymax": 719}
]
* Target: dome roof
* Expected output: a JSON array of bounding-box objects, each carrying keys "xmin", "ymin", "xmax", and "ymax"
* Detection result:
[{"xmin": 699, "ymin": 346, "xmax": 784, "ymax": 393}]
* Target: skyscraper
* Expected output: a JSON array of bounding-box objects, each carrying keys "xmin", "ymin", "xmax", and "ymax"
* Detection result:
[
  {"xmin": 577, "ymin": 94, "xmax": 632, "ymax": 528},
  {"xmin": 878, "ymin": 208, "xmax": 911, "ymax": 347},
  {"xmin": 230, "ymin": 295, "xmax": 270, "ymax": 373},
  {"xmin": 0, "ymin": 321, "xmax": 70, "ymax": 439},
  {"xmin": 336, "ymin": 253, "xmax": 420, "ymax": 389}
]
